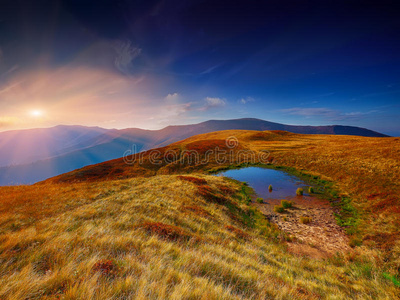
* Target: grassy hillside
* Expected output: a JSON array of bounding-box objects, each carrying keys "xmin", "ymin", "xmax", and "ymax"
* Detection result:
[
  {"xmin": 45, "ymin": 130, "xmax": 400, "ymax": 266},
  {"xmin": 1, "ymin": 174, "xmax": 399, "ymax": 299},
  {"xmin": 1, "ymin": 130, "xmax": 399, "ymax": 299}
]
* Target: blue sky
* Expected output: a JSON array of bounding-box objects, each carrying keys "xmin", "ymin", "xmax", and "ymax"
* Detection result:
[{"xmin": 0, "ymin": 0, "xmax": 399, "ymax": 135}]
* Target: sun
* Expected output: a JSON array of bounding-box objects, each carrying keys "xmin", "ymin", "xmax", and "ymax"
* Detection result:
[{"xmin": 29, "ymin": 109, "xmax": 44, "ymax": 118}]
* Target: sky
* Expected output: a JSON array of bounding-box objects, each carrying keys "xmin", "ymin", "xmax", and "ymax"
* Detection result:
[{"xmin": 0, "ymin": 0, "xmax": 399, "ymax": 135}]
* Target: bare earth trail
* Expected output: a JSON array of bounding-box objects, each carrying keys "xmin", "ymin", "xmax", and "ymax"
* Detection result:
[{"xmin": 253, "ymin": 195, "xmax": 352, "ymax": 259}]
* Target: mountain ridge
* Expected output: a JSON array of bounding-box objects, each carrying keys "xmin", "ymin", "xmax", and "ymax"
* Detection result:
[{"xmin": 0, "ymin": 118, "xmax": 389, "ymax": 185}]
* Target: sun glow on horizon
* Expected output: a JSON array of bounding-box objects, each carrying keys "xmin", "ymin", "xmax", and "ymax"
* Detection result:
[{"xmin": 29, "ymin": 109, "xmax": 44, "ymax": 118}]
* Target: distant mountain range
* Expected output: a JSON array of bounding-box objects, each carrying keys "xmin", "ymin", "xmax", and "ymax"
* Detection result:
[
  {"xmin": 0, "ymin": 118, "xmax": 388, "ymax": 185},
  {"xmin": 0, "ymin": 125, "xmax": 109, "ymax": 167}
]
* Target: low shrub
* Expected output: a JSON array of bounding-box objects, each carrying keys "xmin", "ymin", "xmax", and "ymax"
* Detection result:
[
  {"xmin": 296, "ymin": 188, "xmax": 304, "ymax": 196},
  {"xmin": 92, "ymin": 259, "xmax": 119, "ymax": 277},
  {"xmin": 274, "ymin": 205, "xmax": 285, "ymax": 213},
  {"xmin": 268, "ymin": 185, "xmax": 273, "ymax": 192},
  {"xmin": 281, "ymin": 200, "xmax": 293, "ymax": 209},
  {"xmin": 349, "ymin": 236, "xmax": 362, "ymax": 248},
  {"xmin": 308, "ymin": 187, "xmax": 314, "ymax": 194},
  {"xmin": 256, "ymin": 198, "xmax": 263, "ymax": 203},
  {"xmin": 299, "ymin": 216, "xmax": 312, "ymax": 224}
]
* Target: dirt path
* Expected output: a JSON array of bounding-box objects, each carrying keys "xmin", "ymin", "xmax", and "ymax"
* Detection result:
[{"xmin": 254, "ymin": 195, "xmax": 352, "ymax": 258}]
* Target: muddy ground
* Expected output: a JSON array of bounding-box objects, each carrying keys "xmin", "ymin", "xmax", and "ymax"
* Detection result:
[{"xmin": 253, "ymin": 195, "xmax": 352, "ymax": 259}]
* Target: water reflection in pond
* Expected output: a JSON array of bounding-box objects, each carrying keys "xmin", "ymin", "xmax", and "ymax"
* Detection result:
[{"xmin": 216, "ymin": 167, "xmax": 312, "ymax": 199}]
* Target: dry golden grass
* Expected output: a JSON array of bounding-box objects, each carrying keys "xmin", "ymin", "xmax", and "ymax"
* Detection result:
[
  {"xmin": 44, "ymin": 130, "xmax": 400, "ymax": 266},
  {"xmin": 1, "ymin": 130, "xmax": 400, "ymax": 298},
  {"xmin": 300, "ymin": 216, "xmax": 312, "ymax": 225},
  {"xmin": 0, "ymin": 174, "xmax": 399, "ymax": 299}
]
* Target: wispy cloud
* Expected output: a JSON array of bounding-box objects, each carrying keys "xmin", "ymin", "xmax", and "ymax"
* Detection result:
[
  {"xmin": 200, "ymin": 97, "xmax": 226, "ymax": 111},
  {"xmin": 1, "ymin": 65, "xmax": 19, "ymax": 78},
  {"xmin": 113, "ymin": 40, "xmax": 141, "ymax": 75},
  {"xmin": 154, "ymin": 102, "xmax": 195, "ymax": 127},
  {"xmin": 0, "ymin": 81, "xmax": 21, "ymax": 94},
  {"xmin": 166, "ymin": 102, "xmax": 193, "ymax": 114},
  {"xmin": 280, "ymin": 107, "xmax": 380, "ymax": 121},
  {"xmin": 164, "ymin": 92, "xmax": 194, "ymax": 117},
  {"xmin": 199, "ymin": 63, "xmax": 224, "ymax": 75},
  {"xmin": 164, "ymin": 92, "xmax": 180, "ymax": 102},
  {"xmin": 354, "ymin": 89, "xmax": 400, "ymax": 100},
  {"xmin": 239, "ymin": 96, "xmax": 255, "ymax": 104},
  {"xmin": 281, "ymin": 107, "xmax": 337, "ymax": 118}
]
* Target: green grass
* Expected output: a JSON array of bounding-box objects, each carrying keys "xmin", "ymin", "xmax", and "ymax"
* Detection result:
[
  {"xmin": 274, "ymin": 205, "xmax": 285, "ymax": 213},
  {"xmin": 281, "ymin": 200, "xmax": 293, "ymax": 209},
  {"xmin": 208, "ymin": 162, "xmax": 362, "ymax": 243},
  {"xmin": 383, "ymin": 273, "xmax": 400, "ymax": 288}
]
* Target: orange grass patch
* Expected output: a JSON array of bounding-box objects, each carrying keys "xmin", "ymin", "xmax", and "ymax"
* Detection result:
[
  {"xmin": 371, "ymin": 196, "xmax": 399, "ymax": 212},
  {"xmin": 217, "ymin": 185, "xmax": 235, "ymax": 196},
  {"xmin": 180, "ymin": 205, "xmax": 211, "ymax": 217},
  {"xmin": 177, "ymin": 176, "xmax": 207, "ymax": 185},
  {"xmin": 224, "ymin": 225, "xmax": 250, "ymax": 240},
  {"xmin": 363, "ymin": 232, "xmax": 398, "ymax": 251},
  {"xmin": 92, "ymin": 259, "xmax": 119, "ymax": 277},
  {"xmin": 137, "ymin": 222, "xmax": 192, "ymax": 242},
  {"xmin": 197, "ymin": 185, "xmax": 228, "ymax": 204}
]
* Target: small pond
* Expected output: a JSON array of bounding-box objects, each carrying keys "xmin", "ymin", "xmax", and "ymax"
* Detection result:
[{"xmin": 216, "ymin": 167, "xmax": 313, "ymax": 200}]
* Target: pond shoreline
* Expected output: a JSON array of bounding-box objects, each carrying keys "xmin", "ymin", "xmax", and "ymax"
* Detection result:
[{"xmin": 215, "ymin": 165, "xmax": 353, "ymax": 258}]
